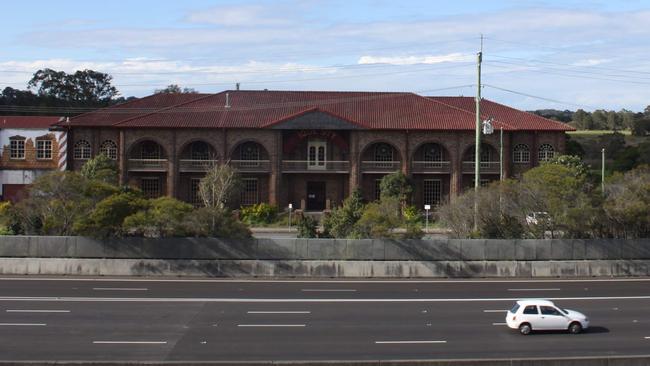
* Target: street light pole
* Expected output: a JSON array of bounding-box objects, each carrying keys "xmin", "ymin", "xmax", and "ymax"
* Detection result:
[
  {"xmin": 473, "ymin": 48, "xmax": 483, "ymax": 231},
  {"xmin": 601, "ymin": 148, "xmax": 605, "ymax": 195},
  {"xmin": 499, "ymin": 127, "xmax": 504, "ymax": 181}
]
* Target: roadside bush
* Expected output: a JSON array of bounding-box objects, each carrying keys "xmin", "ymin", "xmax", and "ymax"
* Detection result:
[
  {"xmin": 297, "ymin": 215, "xmax": 319, "ymax": 238},
  {"xmin": 603, "ymin": 166, "xmax": 650, "ymax": 238},
  {"xmin": 379, "ymin": 171, "xmax": 412, "ymax": 204},
  {"xmin": 74, "ymin": 191, "xmax": 149, "ymax": 238},
  {"xmin": 354, "ymin": 197, "xmax": 401, "ymax": 239},
  {"xmin": 184, "ymin": 207, "xmax": 251, "ymax": 239},
  {"xmin": 240, "ymin": 203, "xmax": 278, "ymax": 225},
  {"xmin": 123, "ymin": 197, "xmax": 194, "ymax": 237},
  {"xmin": 321, "ymin": 189, "xmax": 364, "ymax": 238},
  {"xmin": 0, "ymin": 201, "xmax": 19, "ymax": 235}
]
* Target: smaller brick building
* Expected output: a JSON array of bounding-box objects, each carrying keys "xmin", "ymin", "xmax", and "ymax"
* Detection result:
[
  {"xmin": 0, "ymin": 116, "xmax": 65, "ymax": 201},
  {"xmin": 57, "ymin": 90, "xmax": 573, "ymax": 210}
]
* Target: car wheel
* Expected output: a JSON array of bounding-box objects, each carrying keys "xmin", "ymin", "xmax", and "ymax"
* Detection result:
[
  {"xmin": 519, "ymin": 323, "xmax": 532, "ymax": 335},
  {"xmin": 568, "ymin": 322, "xmax": 582, "ymax": 334}
]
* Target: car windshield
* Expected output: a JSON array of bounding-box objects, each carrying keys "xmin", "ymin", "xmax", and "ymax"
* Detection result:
[{"xmin": 510, "ymin": 304, "xmax": 520, "ymax": 313}]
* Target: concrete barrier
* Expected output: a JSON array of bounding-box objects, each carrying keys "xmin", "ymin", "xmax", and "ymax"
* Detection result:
[
  {"xmin": 0, "ymin": 236, "xmax": 648, "ymax": 261},
  {"xmin": 1, "ymin": 258, "xmax": 649, "ymax": 278}
]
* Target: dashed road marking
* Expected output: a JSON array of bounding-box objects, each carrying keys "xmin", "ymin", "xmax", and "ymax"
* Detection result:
[
  {"xmin": 6, "ymin": 309, "xmax": 70, "ymax": 313},
  {"xmin": 247, "ymin": 311, "xmax": 311, "ymax": 314},
  {"xmin": 375, "ymin": 340, "xmax": 446, "ymax": 344},
  {"xmin": 92, "ymin": 288, "xmax": 148, "ymax": 291},
  {"xmin": 93, "ymin": 341, "xmax": 166, "ymax": 344},
  {"xmin": 0, "ymin": 323, "xmax": 46, "ymax": 326},
  {"xmin": 237, "ymin": 324, "xmax": 306, "ymax": 327}
]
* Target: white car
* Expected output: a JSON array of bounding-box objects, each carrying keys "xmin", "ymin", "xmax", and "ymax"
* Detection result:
[{"xmin": 506, "ymin": 299, "xmax": 589, "ymax": 335}]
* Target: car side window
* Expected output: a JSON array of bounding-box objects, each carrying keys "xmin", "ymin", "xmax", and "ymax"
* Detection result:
[
  {"xmin": 540, "ymin": 306, "xmax": 561, "ymax": 316},
  {"xmin": 523, "ymin": 305, "xmax": 538, "ymax": 314}
]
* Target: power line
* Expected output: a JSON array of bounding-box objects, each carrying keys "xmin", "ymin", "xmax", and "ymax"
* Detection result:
[
  {"xmin": 483, "ymin": 84, "xmax": 598, "ymax": 110},
  {"xmin": 487, "ymin": 59, "xmax": 650, "ymax": 82},
  {"xmin": 489, "ymin": 54, "xmax": 650, "ymax": 76}
]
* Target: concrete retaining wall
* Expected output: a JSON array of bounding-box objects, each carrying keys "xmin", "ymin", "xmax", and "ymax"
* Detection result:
[
  {"xmin": 1, "ymin": 258, "xmax": 649, "ymax": 278},
  {"xmin": 1, "ymin": 237, "xmax": 649, "ymax": 261}
]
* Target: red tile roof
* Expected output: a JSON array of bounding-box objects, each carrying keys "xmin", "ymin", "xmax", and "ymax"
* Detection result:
[
  {"xmin": 0, "ymin": 116, "xmax": 61, "ymax": 129},
  {"xmin": 61, "ymin": 90, "xmax": 573, "ymax": 132}
]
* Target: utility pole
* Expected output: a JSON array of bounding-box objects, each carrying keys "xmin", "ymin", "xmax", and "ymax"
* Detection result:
[
  {"xmin": 473, "ymin": 35, "xmax": 483, "ymax": 231},
  {"xmin": 601, "ymin": 148, "xmax": 605, "ymax": 195},
  {"xmin": 499, "ymin": 127, "xmax": 504, "ymax": 181}
]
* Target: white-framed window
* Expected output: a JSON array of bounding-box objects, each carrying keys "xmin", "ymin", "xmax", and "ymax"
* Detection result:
[
  {"xmin": 9, "ymin": 137, "xmax": 25, "ymax": 159},
  {"xmin": 374, "ymin": 179, "xmax": 382, "ymax": 201},
  {"xmin": 190, "ymin": 178, "xmax": 202, "ymax": 206},
  {"xmin": 100, "ymin": 140, "xmax": 118, "ymax": 160},
  {"xmin": 307, "ymin": 140, "xmax": 326, "ymax": 170},
  {"xmin": 74, "ymin": 140, "xmax": 91, "ymax": 160},
  {"xmin": 374, "ymin": 143, "xmax": 394, "ymax": 169},
  {"xmin": 538, "ymin": 144, "xmax": 555, "ymax": 162},
  {"xmin": 36, "ymin": 139, "xmax": 52, "ymax": 160},
  {"xmin": 140, "ymin": 177, "xmax": 161, "ymax": 199},
  {"xmin": 423, "ymin": 179, "xmax": 442, "ymax": 206},
  {"xmin": 240, "ymin": 178, "xmax": 259, "ymax": 206},
  {"xmin": 513, "ymin": 144, "xmax": 530, "ymax": 163}
]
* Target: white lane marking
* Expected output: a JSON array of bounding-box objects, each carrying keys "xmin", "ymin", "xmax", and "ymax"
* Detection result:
[
  {"xmin": 508, "ymin": 288, "xmax": 561, "ymax": 291},
  {"xmin": 6, "ymin": 309, "xmax": 70, "ymax": 313},
  {"xmin": 247, "ymin": 311, "xmax": 311, "ymax": 314},
  {"xmin": 0, "ymin": 323, "xmax": 46, "ymax": 326},
  {"xmin": 492, "ymin": 322, "xmax": 507, "ymax": 325},
  {"xmin": 237, "ymin": 324, "xmax": 306, "ymax": 327},
  {"xmin": 93, "ymin": 341, "xmax": 166, "ymax": 344},
  {"xmin": 645, "ymin": 337, "xmax": 650, "ymax": 339},
  {"xmin": 92, "ymin": 288, "xmax": 148, "ymax": 291},
  {"xmin": 483, "ymin": 310, "xmax": 507, "ymax": 313},
  {"xmin": 1, "ymin": 295, "xmax": 650, "ymax": 303},
  {"xmin": 301, "ymin": 289, "xmax": 357, "ymax": 292},
  {"xmin": 375, "ymin": 340, "xmax": 446, "ymax": 344},
  {"xmin": 4, "ymin": 277, "xmax": 649, "ymax": 284}
]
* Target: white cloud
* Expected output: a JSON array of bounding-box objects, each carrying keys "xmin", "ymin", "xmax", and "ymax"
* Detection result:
[
  {"xmin": 358, "ymin": 53, "xmax": 470, "ymax": 65},
  {"xmin": 572, "ymin": 58, "xmax": 611, "ymax": 66},
  {"xmin": 186, "ymin": 4, "xmax": 290, "ymax": 26}
]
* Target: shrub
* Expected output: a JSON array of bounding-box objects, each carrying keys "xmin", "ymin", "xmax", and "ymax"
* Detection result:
[
  {"xmin": 353, "ymin": 197, "xmax": 401, "ymax": 239},
  {"xmin": 80, "ymin": 153, "xmax": 118, "ymax": 185},
  {"xmin": 379, "ymin": 171, "xmax": 413, "ymax": 203},
  {"xmin": 297, "ymin": 215, "xmax": 318, "ymax": 238},
  {"xmin": 123, "ymin": 197, "xmax": 194, "ymax": 237},
  {"xmin": 321, "ymin": 189, "xmax": 364, "ymax": 238},
  {"xmin": 240, "ymin": 203, "xmax": 278, "ymax": 225},
  {"xmin": 184, "ymin": 207, "xmax": 251, "ymax": 239},
  {"xmin": 74, "ymin": 191, "xmax": 149, "ymax": 238}
]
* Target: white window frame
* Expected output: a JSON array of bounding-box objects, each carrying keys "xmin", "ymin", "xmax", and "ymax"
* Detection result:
[
  {"xmin": 74, "ymin": 140, "xmax": 92, "ymax": 160},
  {"xmin": 9, "ymin": 138, "xmax": 25, "ymax": 160},
  {"xmin": 100, "ymin": 140, "xmax": 118, "ymax": 160},
  {"xmin": 513, "ymin": 144, "xmax": 530, "ymax": 163},
  {"xmin": 538, "ymin": 144, "xmax": 555, "ymax": 162},
  {"xmin": 36, "ymin": 139, "xmax": 52, "ymax": 160},
  {"xmin": 423, "ymin": 179, "xmax": 442, "ymax": 206},
  {"xmin": 307, "ymin": 140, "xmax": 327, "ymax": 170}
]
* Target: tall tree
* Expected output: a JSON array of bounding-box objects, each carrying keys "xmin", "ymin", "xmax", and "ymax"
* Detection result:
[
  {"xmin": 154, "ymin": 84, "xmax": 198, "ymax": 94},
  {"xmin": 27, "ymin": 68, "xmax": 119, "ymax": 106}
]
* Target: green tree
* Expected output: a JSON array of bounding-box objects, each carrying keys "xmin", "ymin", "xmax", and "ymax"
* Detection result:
[
  {"xmin": 599, "ymin": 132, "xmax": 626, "ymax": 159},
  {"xmin": 631, "ymin": 118, "xmax": 650, "ymax": 136},
  {"xmin": 612, "ymin": 147, "xmax": 640, "ymax": 172},
  {"xmin": 379, "ymin": 171, "xmax": 412, "ymax": 204},
  {"xmin": 353, "ymin": 197, "xmax": 402, "ymax": 239},
  {"xmin": 74, "ymin": 191, "xmax": 148, "ymax": 238},
  {"xmin": 322, "ymin": 189, "xmax": 364, "ymax": 238},
  {"xmin": 154, "ymin": 84, "xmax": 199, "ymax": 94},
  {"xmin": 28, "ymin": 68, "xmax": 119, "ymax": 106},
  {"xmin": 603, "ymin": 166, "xmax": 650, "ymax": 238},
  {"xmin": 296, "ymin": 215, "xmax": 319, "ymax": 238},
  {"xmin": 80, "ymin": 153, "xmax": 118, "ymax": 185},
  {"xmin": 123, "ymin": 197, "xmax": 194, "ymax": 237},
  {"xmin": 545, "ymin": 155, "xmax": 589, "ymax": 179},
  {"xmin": 183, "ymin": 207, "xmax": 251, "ymax": 239}
]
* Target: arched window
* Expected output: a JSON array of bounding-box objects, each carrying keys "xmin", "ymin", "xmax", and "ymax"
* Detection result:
[
  {"xmin": 240, "ymin": 142, "xmax": 260, "ymax": 168},
  {"xmin": 374, "ymin": 143, "xmax": 394, "ymax": 169},
  {"xmin": 100, "ymin": 140, "xmax": 118, "ymax": 160},
  {"xmin": 422, "ymin": 144, "xmax": 442, "ymax": 162},
  {"xmin": 538, "ymin": 144, "xmax": 555, "ymax": 162},
  {"xmin": 140, "ymin": 141, "xmax": 162, "ymax": 159},
  {"xmin": 74, "ymin": 140, "xmax": 91, "ymax": 160},
  {"xmin": 190, "ymin": 141, "xmax": 210, "ymax": 160},
  {"xmin": 513, "ymin": 144, "xmax": 530, "ymax": 163}
]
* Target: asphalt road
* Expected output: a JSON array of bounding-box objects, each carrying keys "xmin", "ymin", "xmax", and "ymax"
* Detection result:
[{"xmin": 0, "ymin": 276, "xmax": 649, "ymax": 362}]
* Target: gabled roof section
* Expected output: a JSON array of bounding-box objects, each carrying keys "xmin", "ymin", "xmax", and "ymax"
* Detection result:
[
  {"xmin": 266, "ymin": 108, "xmax": 364, "ymax": 130},
  {"xmin": 1, "ymin": 116, "xmax": 61, "ymax": 129}
]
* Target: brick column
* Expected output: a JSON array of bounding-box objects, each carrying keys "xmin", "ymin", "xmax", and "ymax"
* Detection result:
[
  {"xmin": 403, "ymin": 131, "xmax": 410, "ymax": 176},
  {"xmin": 118, "ymin": 130, "xmax": 127, "ymax": 185},
  {"xmin": 348, "ymin": 131, "xmax": 360, "ymax": 194},
  {"xmin": 268, "ymin": 131, "xmax": 281, "ymax": 206},
  {"xmin": 531, "ymin": 132, "xmax": 539, "ymax": 167},
  {"xmin": 166, "ymin": 131, "xmax": 177, "ymax": 197},
  {"xmin": 450, "ymin": 134, "xmax": 462, "ymax": 198},
  {"xmin": 503, "ymin": 131, "xmax": 512, "ymax": 179}
]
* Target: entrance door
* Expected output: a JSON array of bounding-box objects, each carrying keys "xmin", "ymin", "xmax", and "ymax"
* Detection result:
[
  {"xmin": 308, "ymin": 140, "xmax": 327, "ymax": 170},
  {"xmin": 306, "ymin": 181, "xmax": 326, "ymax": 211}
]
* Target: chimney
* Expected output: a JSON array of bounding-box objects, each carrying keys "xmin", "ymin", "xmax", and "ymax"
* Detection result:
[
  {"xmin": 225, "ymin": 92, "xmax": 231, "ymax": 109},
  {"xmin": 236, "ymin": 83, "xmax": 240, "ymax": 91}
]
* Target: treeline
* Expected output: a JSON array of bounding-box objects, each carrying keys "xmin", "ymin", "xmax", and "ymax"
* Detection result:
[
  {"xmin": 532, "ymin": 108, "xmax": 650, "ymax": 135},
  {"xmin": 437, "ymin": 156, "xmax": 650, "ymax": 239},
  {"xmin": 0, "ymin": 68, "xmax": 197, "ymax": 116}
]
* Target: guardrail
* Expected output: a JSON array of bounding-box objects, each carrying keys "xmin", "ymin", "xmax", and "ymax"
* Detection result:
[
  {"xmin": 411, "ymin": 161, "xmax": 451, "ymax": 174},
  {"xmin": 361, "ymin": 161, "xmax": 402, "ymax": 173},
  {"xmin": 282, "ymin": 160, "xmax": 350, "ymax": 173},
  {"xmin": 229, "ymin": 160, "xmax": 272, "ymax": 173},
  {"xmin": 127, "ymin": 159, "xmax": 168, "ymax": 172},
  {"xmin": 462, "ymin": 161, "xmax": 501, "ymax": 174}
]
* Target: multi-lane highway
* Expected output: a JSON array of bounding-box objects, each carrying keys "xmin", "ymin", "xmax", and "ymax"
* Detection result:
[{"xmin": 0, "ymin": 276, "xmax": 649, "ymax": 362}]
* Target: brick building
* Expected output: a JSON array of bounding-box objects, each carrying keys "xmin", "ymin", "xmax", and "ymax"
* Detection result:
[
  {"xmin": 56, "ymin": 90, "xmax": 572, "ymax": 210},
  {"xmin": 0, "ymin": 116, "xmax": 65, "ymax": 201}
]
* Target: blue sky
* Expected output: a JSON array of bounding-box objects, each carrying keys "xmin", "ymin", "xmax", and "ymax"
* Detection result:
[{"xmin": 2, "ymin": 0, "xmax": 650, "ymax": 111}]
